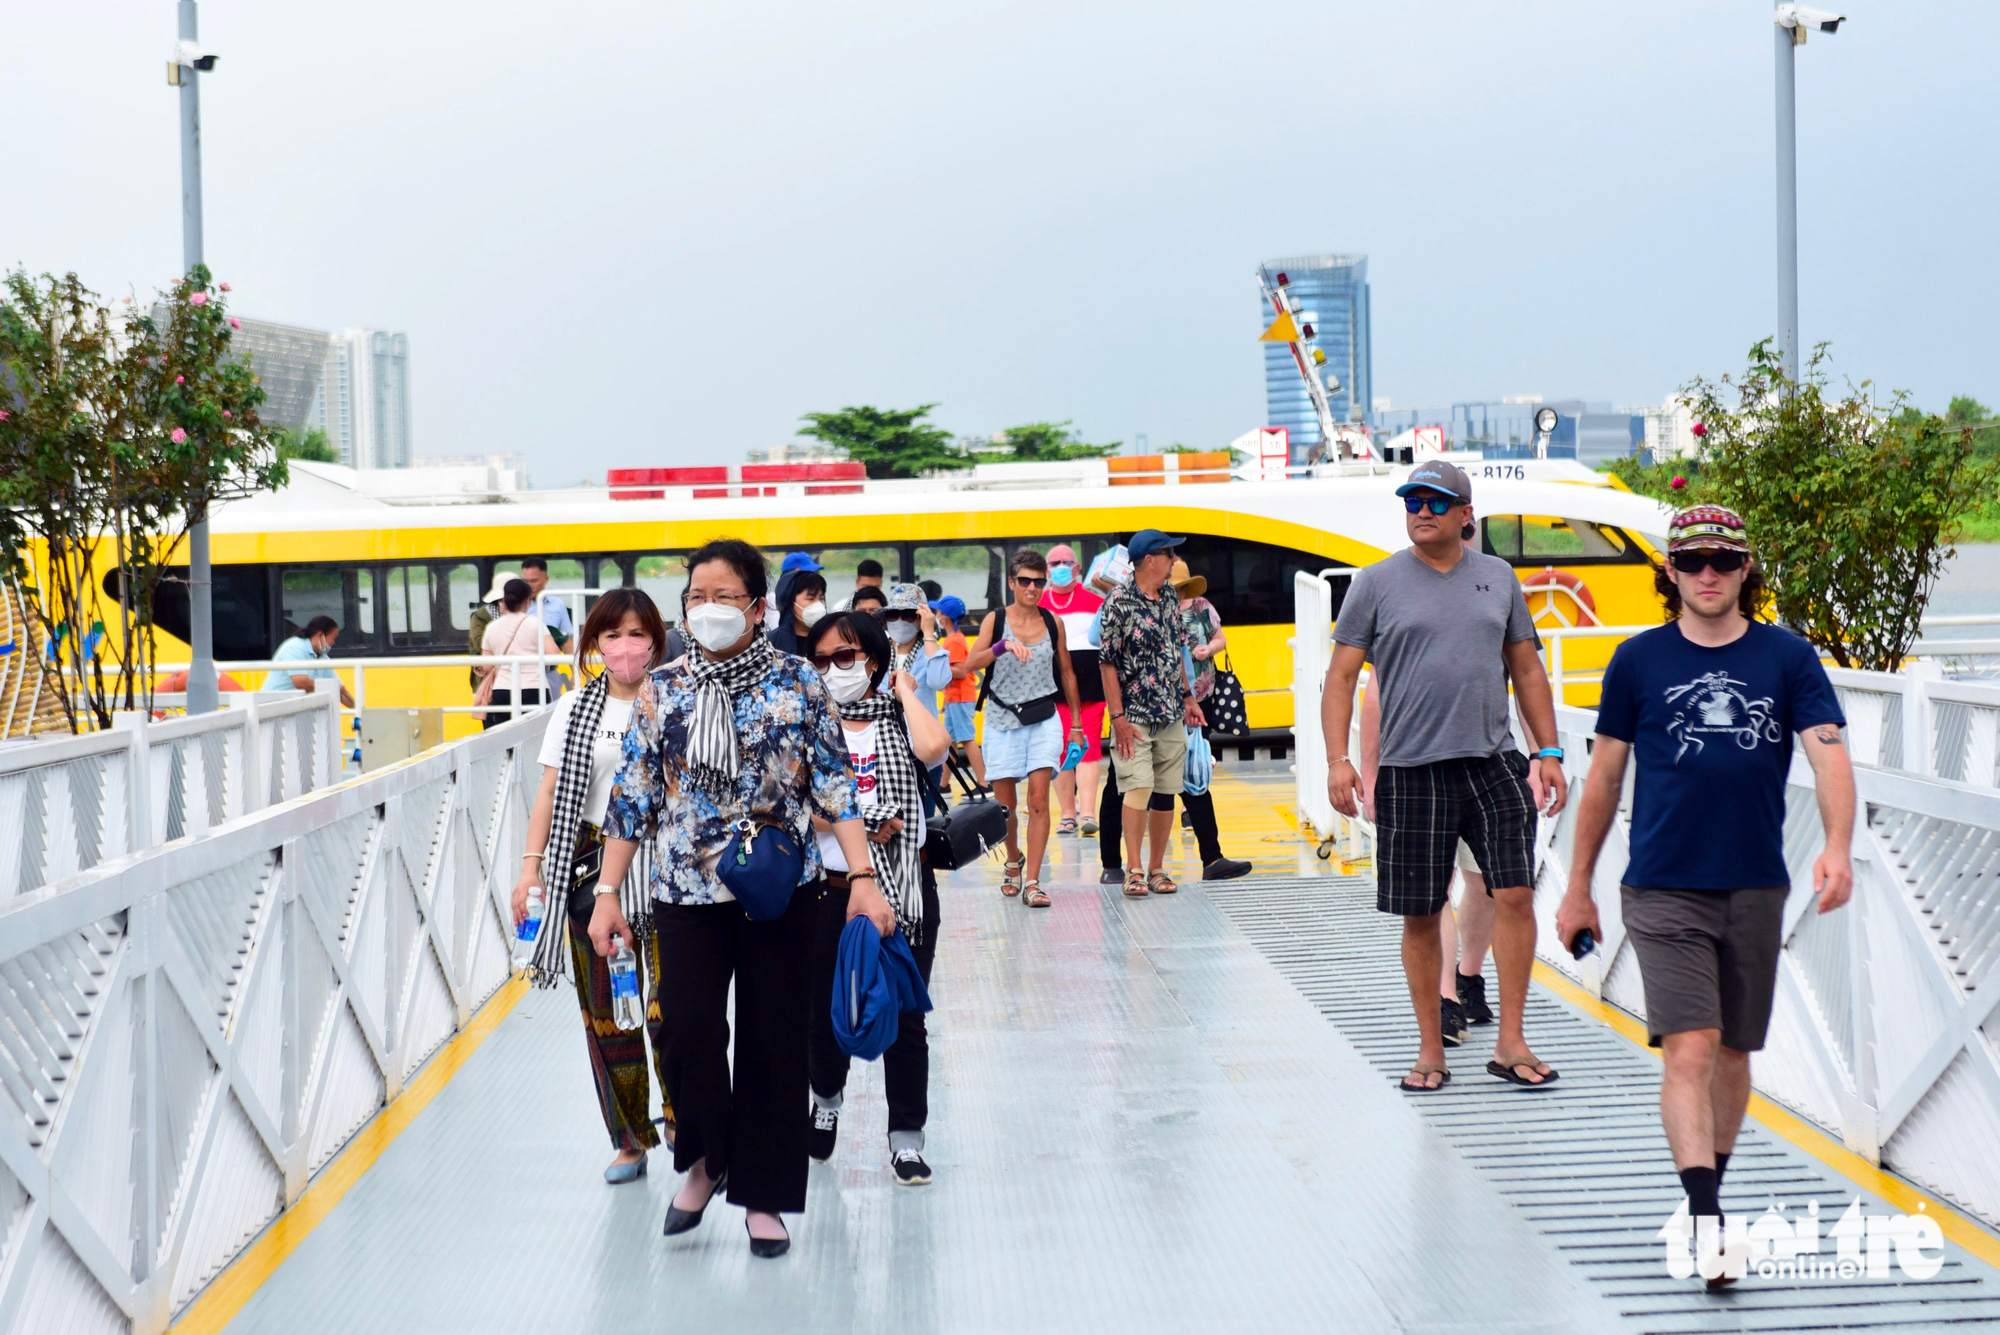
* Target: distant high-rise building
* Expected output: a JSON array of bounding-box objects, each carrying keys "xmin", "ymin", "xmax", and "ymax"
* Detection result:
[
  {"xmin": 308, "ymin": 329, "xmax": 412, "ymax": 469},
  {"xmin": 1258, "ymin": 254, "xmax": 1372, "ymax": 453},
  {"xmin": 152, "ymin": 308, "xmax": 332, "ymax": 432}
]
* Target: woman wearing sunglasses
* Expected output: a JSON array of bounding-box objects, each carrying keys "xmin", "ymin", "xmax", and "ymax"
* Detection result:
[
  {"xmin": 802, "ymin": 611, "xmax": 950, "ymax": 1184},
  {"xmin": 512, "ymin": 588, "xmax": 672, "ymax": 1183},
  {"xmin": 963, "ymin": 548, "xmax": 1085, "ymax": 907}
]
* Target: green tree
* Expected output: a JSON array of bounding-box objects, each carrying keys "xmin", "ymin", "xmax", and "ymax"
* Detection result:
[
  {"xmin": 0, "ymin": 266, "xmax": 284, "ymax": 729},
  {"xmin": 1678, "ymin": 340, "xmax": 1995, "ymax": 670},
  {"xmin": 1946, "ymin": 396, "xmax": 1991, "ymax": 426},
  {"xmin": 274, "ymin": 424, "xmax": 338, "ymax": 463},
  {"xmin": 996, "ymin": 420, "xmax": 1120, "ymax": 461},
  {"xmin": 797, "ymin": 404, "xmax": 970, "ymax": 479}
]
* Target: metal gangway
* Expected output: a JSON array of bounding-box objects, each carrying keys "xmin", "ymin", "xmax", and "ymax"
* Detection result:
[{"xmin": 3, "ymin": 621, "xmax": 2000, "ymax": 1333}]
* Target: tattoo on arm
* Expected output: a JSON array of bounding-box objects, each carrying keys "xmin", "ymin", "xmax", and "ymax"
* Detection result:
[{"xmin": 1812, "ymin": 726, "xmax": 1843, "ymax": 746}]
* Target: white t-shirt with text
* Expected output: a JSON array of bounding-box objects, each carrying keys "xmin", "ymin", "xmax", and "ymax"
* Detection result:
[{"xmin": 535, "ymin": 689, "xmax": 638, "ymax": 827}]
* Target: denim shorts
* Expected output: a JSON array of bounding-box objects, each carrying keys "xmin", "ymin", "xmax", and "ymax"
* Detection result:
[
  {"xmin": 982, "ymin": 714, "xmax": 1063, "ymax": 780},
  {"xmin": 942, "ymin": 701, "xmax": 977, "ymax": 743}
]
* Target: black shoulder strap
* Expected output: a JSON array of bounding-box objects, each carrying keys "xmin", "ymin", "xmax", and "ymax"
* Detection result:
[{"xmin": 975, "ymin": 611, "xmax": 1002, "ymax": 711}]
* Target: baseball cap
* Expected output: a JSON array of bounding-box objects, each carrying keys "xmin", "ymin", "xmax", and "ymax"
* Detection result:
[
  {"xmin": 779, "ymin": 551, "xmax": 822, "ymax": 574},
  {"xmin": 1127, "ymin": 529, "xmax": 1186, "ymax": 560},
  {"xmin": 1394, "ymin": 460, "xmax": 1472, "ymax": 502},
  {"xmin": 1666, "ymin": 505, "xmax": 1750, "ymax": 554},
  {"xmin": 931, "ymin": 594, "xmax": 967, "ymax": 621},
  {"xmin": 1046, "ymin": 543, "xmax": 1078, "ymax": 565},
  {"xmin": 885, "ymin": 582, "xmax": 927, "ymax": 611}
]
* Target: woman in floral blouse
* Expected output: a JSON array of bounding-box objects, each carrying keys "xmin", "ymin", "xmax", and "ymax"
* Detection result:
[{"xmin": 591, "ymin": 538, "xmax": 891, "ymax": 1260}]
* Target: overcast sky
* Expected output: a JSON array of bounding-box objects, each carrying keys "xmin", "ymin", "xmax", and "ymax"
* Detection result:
[{"xmin": 7, "ymin": 2, "xmax": 1995, "ymax": 483}]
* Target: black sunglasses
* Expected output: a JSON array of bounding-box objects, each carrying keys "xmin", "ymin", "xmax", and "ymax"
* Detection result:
[
  {"xmin": 1670, "ymin": 550, "xmax": 1747, "ymax": 575},
  {"xmin": 1402, "ymin": 495, "xmax": 1457, "ymax": 516},
  {"xmin": 882, "ymin": 609, "xmax": 919, "ymax": 622},
  {"xmin": 1014, "ymin": 575, "xmax": 1048, "ymax": 588},
  {"xmin": 810, "ymin": 648, "xmax": 865, "ymax": 671}
]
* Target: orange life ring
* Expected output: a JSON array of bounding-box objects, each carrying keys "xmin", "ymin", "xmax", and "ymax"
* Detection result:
[{"xmin": 1519, "ymin": 566, "xmax": 1599, "ymax": 627}]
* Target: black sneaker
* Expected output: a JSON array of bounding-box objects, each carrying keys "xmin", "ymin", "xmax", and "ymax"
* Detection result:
[
  {"xmin": 1457, "ymin": 972, "xmax": 1493, "ymax": 1025},
  {"xmin": 1099, "ymin": 868, "xmax": 1125, "ymax": 885},
  {"xmin": 807, "ymin": 1104, "xmax": 838, "ymax": 1162},
  {"xmin": 1441, "ymin": 997, "xmax": 1468, "ymax": 1047},
  {"xmin": 891, "ymin": 1148, "xmax": 933, "ymax": 1186},
  {"xmin": 1202, "ymin": 857, "xmax": 1252, "ymax": 881}
]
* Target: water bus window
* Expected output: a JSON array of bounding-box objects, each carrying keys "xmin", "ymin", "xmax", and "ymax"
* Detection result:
[
  {"xmin": 385, "ymin": 563, "xmax": 479, "ymax": 648},
  {"xmin": 813, "ymin": 546, "xmax": 902, "ymax": 597},
  {"xmin": 1167, "ymin": 534, "xmax": 1353, "ymax": 624},
  {"xmin": 281, "ymin": 569, "xmax": 372, "ymax": 649},
  {"xmin": 1482, "ymin": 516, "xmax": 1645, "ymax": 565},
  {"xmin": 628, "ymin": 554, "xmax": 687, "ymax": 623},
  {"xmin": 114, "ymin": 564, "xmax": 272, "ymax": 659},
  {"xmin": 914, "ymin": 544, "xmax": 1002, "ymax": 614}
]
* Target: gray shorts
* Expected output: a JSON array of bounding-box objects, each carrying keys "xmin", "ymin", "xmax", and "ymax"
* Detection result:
[{"xmin": 1621, "ymin": 886, "xmax": 1787, "ymax": 1051}]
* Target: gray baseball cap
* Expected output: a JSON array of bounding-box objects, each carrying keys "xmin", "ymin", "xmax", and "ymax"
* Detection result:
[{"xmin": 1394, "ymin": 460, "xmax": 1472, "ymax": 502}]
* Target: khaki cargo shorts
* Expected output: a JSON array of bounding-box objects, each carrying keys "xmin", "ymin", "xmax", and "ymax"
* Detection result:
[{"xmin": 1113, "ymin": 719, "xmax": 1187, "ymax": 807}]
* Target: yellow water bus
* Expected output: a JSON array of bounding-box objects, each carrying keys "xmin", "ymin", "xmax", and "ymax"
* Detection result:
[{"xmin": 121, "ymin": 458, "xmax": 1675, "ymax": 740}]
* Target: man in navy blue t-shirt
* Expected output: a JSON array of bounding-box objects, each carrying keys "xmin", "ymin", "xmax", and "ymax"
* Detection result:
[{"xmin": 1558, "ymin": 505, "xmax": 1853, "ymax": 1286}]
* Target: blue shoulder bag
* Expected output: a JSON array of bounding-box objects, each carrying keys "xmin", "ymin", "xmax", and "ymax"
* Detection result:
[{"xmin": 717, "ymin": 816, "xmax": 805, "ymax": 921}]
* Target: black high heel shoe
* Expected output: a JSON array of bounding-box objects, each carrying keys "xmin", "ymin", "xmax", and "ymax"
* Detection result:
[
  {"xmin": 745, "ymin": 1215, "xmax": 790, "ymax": 1259},
  {"xmin": 662, "ymin": 1170, "xmax": 726, "ymax": 1236}
]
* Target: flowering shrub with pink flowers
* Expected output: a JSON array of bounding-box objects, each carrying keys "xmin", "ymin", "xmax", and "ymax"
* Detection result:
[{"xmin": 0, "ymin": 265, "xmax": 284, "ymax": 729}]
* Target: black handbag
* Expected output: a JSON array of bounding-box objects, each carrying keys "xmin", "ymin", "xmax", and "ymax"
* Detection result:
[
  {"xmin": 976, "ymin": 606, "xmax": 1061, "ymax": 727},
  {"xmin": 918, "ymin": 758, "xmax": 1008, "ymax": 871},
  {"xmin": 1205, "ymin": 653, "xmax": 1250, "ymax": 737}
]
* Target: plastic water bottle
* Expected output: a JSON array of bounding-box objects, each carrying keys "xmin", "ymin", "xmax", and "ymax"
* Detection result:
[
  {"xmin": 513, "ymin": 885, "xmax": 545, "ymax": 969},
  {"xmin": 608, "ymin": 935, "xmax": 643, "ymax": 1031}
]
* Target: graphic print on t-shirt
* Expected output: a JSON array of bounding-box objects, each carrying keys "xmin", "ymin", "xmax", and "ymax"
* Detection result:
[
  {"xmin": 851, "ymin": 749, "xmax": 878, "ymax": 800},
  {"xmin": 1663, "ymin": 671, "xmax": 1780, "ymax": 761}
]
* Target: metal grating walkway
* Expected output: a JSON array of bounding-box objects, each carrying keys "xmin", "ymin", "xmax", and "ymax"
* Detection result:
[{"xmin": 1207, "ymin": 873, "xmax": 2000, "ymax": 1333}]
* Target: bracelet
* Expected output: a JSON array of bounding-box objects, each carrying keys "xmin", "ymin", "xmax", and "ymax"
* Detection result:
[
  {"xmin": 1110, "ymin": 711, "xmax": 1125, "ymax": 720},
  {"xmin": 523, "ymin": 851, "xmax": 546, "ymax": 861},
  {"xmin": 1331, "ymin": 755, "xmax": 1354, "ymax": 768},
  {"xmin": 847, "ymin": 869, "xmax": 878, "ymax": 883}
]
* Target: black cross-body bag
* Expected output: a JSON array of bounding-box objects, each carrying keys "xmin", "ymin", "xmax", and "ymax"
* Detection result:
[{"xmin": 976, "ymin": 606, "xmax": 1061, "ymax": 726}]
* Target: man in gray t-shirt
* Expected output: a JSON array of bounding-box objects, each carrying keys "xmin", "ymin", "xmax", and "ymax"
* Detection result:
[{"xmin": 1320, "ymin": 460, "xmax": 1570, "ymax": 1094}]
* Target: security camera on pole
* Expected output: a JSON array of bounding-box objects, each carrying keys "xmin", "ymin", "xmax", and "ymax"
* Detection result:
[
  {"xmin": 1772, "ymin": 4, "xmax": 1845, "ymax": 384},
  {"xmin": 169, "ymin": 1, "xmax": 220, "ymax": 714}
]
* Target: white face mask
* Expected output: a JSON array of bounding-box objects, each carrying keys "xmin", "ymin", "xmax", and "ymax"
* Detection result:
[
  {"xmin": 823, "ymin": 661, "xmax": 873, "ymax": 703},
  {"xmin": 685, "ymin": 602, "xmax": 749, "ymax": 653},
  {"xmin": 885, "ymin": 619, "xmax": 919, "ymax": 645},
  {"xmin": 797, "ymin": 600, "xmax": 827, "ymax": 627}
]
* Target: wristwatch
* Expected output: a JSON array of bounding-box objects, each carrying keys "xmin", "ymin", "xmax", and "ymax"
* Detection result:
[{"xmin": 1535, "ymin": 747, "xmax": 1565, "ymax": 764}]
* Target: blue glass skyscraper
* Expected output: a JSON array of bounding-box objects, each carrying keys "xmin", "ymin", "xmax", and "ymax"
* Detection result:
[{"xmin": 1259, "ymin": 254, "xmax": 1371, "ymax": 455}]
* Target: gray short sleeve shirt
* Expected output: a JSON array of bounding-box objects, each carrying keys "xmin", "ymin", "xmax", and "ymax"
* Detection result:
[{"xmin": 1335, "ymin": 548, "xmax": 1541, "ymax": 767}]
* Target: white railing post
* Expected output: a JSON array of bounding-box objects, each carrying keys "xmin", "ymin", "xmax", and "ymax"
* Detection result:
[
  {"xmin": 237, "ymin": 686, "xmax": 264, "ymax": 817},
  {"xmin": 111, "ymin": 711, "xmax": 154, "ymax": 854},
  {"xmin": 1901, "ymin": 659, "xmax": 1942, "ymax": 780},
  {"xmin": 313, "ymin": 680, "xmax": 339, "ymax": 788}
]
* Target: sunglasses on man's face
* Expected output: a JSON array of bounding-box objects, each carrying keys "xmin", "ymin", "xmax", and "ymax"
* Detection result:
[
  {"xmin": 1670, "ymin": 550, "xmax": 1747, "ymax": 575},
  {"xmin": 1014, "ymin": 575, "xmax": 1048, "ymax": 589},
  {"xmin": 811, "ymin": 647, "xmax": 865, "ymax": 671},
  {"xmin": 1402, "ymin": 495, "xmax": 1457, "ymax": 516}
]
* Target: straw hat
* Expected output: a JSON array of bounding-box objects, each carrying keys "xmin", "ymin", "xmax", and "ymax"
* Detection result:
[
  {"xmin": 483, "ymin": 570, "xmax": 521, "ymax": 604},
  {"xmin": 1168, "ymin": 559, "xmax": 1206, "ymax": 598}
]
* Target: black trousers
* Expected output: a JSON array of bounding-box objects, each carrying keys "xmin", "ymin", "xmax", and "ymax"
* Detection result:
[
  {"xmin": 809, "ymin": 867, "xmax": 940, "ymax": 1136},
  {"xmin": 1099, "ymin": 768, "xmax": 1223, "ymax": 868},
  {"xmin": 482, "ymin": 687, "xmax": 544, "ymax": 729},
  {"xmin": 652, "ymin": 888, "xmax": 815, "ymax": 1214}
]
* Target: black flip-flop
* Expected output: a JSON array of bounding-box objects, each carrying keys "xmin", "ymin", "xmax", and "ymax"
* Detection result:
[
  {"xmin": 1486, "ymin": 1058, "xmax": 1559, "ymax": 1087},
  {"xmin": 1399, "ymin": 1065, "xmax": 1451, "ymax": 1092}
]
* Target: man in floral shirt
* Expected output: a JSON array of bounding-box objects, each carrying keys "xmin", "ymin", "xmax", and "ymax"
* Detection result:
[{"xmin": 1098, "ymin": 528, "xmax": 1204, "ymax": 897}]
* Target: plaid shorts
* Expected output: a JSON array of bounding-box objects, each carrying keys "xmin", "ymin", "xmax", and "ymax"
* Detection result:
[{"xmin": 1375, "ymin": 752, "xmax": 1537, "ymax": 917}]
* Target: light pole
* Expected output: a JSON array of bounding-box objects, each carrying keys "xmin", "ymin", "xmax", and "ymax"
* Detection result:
[
  {"xmin": 170, "ymin": 1, "xmax": 219, "ymax": 714},
  {"xmin": 1772, "ymin": 4, "xmax": 1846, "ymax": 384}
]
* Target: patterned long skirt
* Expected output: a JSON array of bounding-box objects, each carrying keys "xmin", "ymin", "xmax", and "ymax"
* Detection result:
[{"xmin": 563, "ymin": 827, "xmax": 675, "ymax": 1151}]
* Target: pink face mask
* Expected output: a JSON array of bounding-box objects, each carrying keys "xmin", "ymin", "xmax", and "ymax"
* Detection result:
[{"xmin": 599, "ymin": 636, "xmax": 654, "ymax": 684}]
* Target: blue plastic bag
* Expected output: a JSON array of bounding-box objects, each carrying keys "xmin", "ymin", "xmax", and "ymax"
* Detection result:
[{"xmin": 1183, "ymin": 726, "xmax": 1213, "ymax": 796}]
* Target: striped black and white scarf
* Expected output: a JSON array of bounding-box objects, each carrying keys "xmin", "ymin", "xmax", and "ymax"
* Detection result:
[
  {"xmin": 528, "ymin": 673, "xmax": 652, "ymax": 986},
  {"xmin": 684, "ymin": 631, "xmax": 779, "ymax": 797},
  {"xmin": 835, "ymin": 690, "xmax": 924, "ymax": 945}
]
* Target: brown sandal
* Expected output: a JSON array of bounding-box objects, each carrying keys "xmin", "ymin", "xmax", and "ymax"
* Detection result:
[
  {"xmin": 1002, "ymin": 860, "xmax": 1024, "ymax": 897},
  {"xmin": 1021, "ymin": 881, "xmax": 1051, "ymax": 908},
  {"xmin": 1400, "ymin": 1063, "xmax": 1451, "ymax": 1092},
  {"xmin": 1147, "ymin": 870, "xmax": 1178, "ymax": 896},
  {"xmin": 1123, "ymin": 869, "xmax": 1150, "ymax": 898}
]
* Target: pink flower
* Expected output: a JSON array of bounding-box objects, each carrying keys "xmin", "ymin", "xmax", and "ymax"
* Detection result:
[
  {"xmin": 171, "ymin": 427, "xmax": 187, "ymax": 443},
  {"xmin": 228, "ymin": 317, "xmax": 241, "ymax": 330},
  {"xmin": 219, "ymin": 282, "xmax": 231, "ymax": 292},
  {"xmin": 1670, "ymin": 476, "xmax": 1687, "ymax": 491},
  {"xmin": 222, "ymin": 410, "xmax": 233, "ymax": 419},
  {"xmin": 1691, "ymin": 422, "xmax": 1707, "ymax": 438},
  {"xmin": 175, "ymin": 374, "xmax": 185, "ymax": 384},
  {"xmin": 0, "ymin": 410, "xmax": 9, "ymax": 421},
  {"xmin": 188, "ymin": 291, "xmax": 208, "ymax": 306}
]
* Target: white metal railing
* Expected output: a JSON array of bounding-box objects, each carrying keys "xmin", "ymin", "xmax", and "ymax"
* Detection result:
[
  {"xmin": 0, "ymin": 710, "xmax": 550, "ymax": 1333},
  {"xmin": 149, "ymin": 653, "xmax": 568, "ymax": 728},
  {"xmin": 1288, "ymin": 582, "xmax": 2000, "ymax": 1227},
  {"xmin": 0, "ymin": 685, "xmax": 342, "ymax": 902}
]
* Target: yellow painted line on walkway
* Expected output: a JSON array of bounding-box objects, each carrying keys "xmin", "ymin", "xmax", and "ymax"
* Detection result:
[
  {"xmin": 171, "ymin": 975, "xmax": 531, "ymax": 1335},
  {"xmin": 1237, "ymin": 771, "xmax": 2000, "ymax": 1268},
  {"xmin": 1530, "ymin": 963, "xmax": 2000, "ymax": 1269}
]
